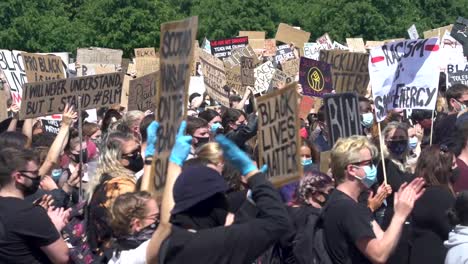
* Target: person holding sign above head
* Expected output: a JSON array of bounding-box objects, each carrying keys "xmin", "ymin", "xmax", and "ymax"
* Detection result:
[{"xmin": 323, "ymin": 135, "xmax": 425, "ymax": 264}]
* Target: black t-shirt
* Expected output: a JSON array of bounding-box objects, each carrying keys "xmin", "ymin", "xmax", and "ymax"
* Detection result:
[
  {"xmin": 0, "ymin": 197, "xmax": 60, "ymax": 264},
  {"xmin": 323, "ymin": 189, "xmax": 375, "ymax": 264}
]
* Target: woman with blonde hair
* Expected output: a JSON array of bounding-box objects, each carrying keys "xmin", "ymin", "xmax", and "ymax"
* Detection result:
[
  {"xmin": 196, "ymin": 142, "xmax": 224, "ymax": 174},
  {"xmin": 86, "ymin": 130, "xmax": 143, "ymax": 257}
]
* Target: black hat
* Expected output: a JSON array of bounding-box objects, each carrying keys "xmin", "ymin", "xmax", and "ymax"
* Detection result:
[
  {"xmin": 189, "ymin": 93, "xmax": 202, "ymax": 104},
  {"xmin": 172, "ymin": 165, "xmax": 228, "ymax": 215}
]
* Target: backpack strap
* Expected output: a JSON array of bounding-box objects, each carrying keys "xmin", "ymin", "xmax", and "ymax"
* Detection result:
[{"xmin": 158, "ymin": 236, "xmax": 171, "ymax": 263}]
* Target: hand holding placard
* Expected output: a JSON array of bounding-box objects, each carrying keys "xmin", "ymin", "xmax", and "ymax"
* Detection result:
[{"xmin": 216, "ymin": 135, "xmax": 257, "ymax": 176}]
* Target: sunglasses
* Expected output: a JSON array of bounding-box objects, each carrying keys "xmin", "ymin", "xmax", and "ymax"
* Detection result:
[{"xmin": 350, "ymin": 159, "xmax": 377, "ymax": 167}]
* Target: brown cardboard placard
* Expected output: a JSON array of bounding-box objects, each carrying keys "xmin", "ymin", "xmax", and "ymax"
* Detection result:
[
  {"xmin": 0, "ymin": 84, "xmax": 8, "ymax": 122},
  {"xmin": 275, "ymin": 23, "xmax": 311, "ymax": 48},
  {"xmin": 239, "ymin": 31, "xmax": 266, "ymax": 50},
  {"xmin": 240, "ymin": 56, "xmax": 255, "ymax": 86},
  {"xmin": 423, "ymin": 24, "xmax": 453, "ymax": 40},
  {"xmin": 264, "ymin": 39, "xmax": 277, "ymax": 57},
  {"xmin": 298, "ymin": 95, "xmax": 315, "ymax": 119},
  {"xmin": 346, "ymin": 38, "xmax": 366, "ymax": 53},
  {"xmin": 223, "ymin": 45, "xmax": 259, "ymax": 68},
  {"xmin": 76, "ymin": 47, "xmax": 122, "ymax": 65},
  {"xmin": 143, "ymin": 16, "xmax": 198, "ymax": 196},
  {"xmin": 320, "ymin": 151, "xmax": 331, "ymax": 174},
  {"xmin": 77, "ymin": 63, "xmax": 119, "ymax": 77},
  {"xmin": 22, "ymin": 53, "xmax": 65, "ymax": 82},
  {"xmin": 270, "ymin": 69, "xmax": 294, "ymax": 90},
  {"xmin": 257, "ymin": 82, "xmax": 302, "ymax": 187},
  {"xmin": 199, "ymin": 50, "xmax": 229, "ymax": 106},
  {"xmin": 19, "ymin": 72, "xmax": 124, "ymax": 119},
  {"xmin": 128, "ymin": 71, "xmax": 159, "ymax": 111},
  {"xmin": 135, "ymin": 47, "xmax": 160, "ymax": 77},
  {"xmin": 120, "ymin": 74, "xmax": 131, "ymax": 109},
  {"xmin": 254, "ymin": 61, "xmax": 276, "ymax": 94},
  {"xmin": 365, "ymin": 41, "xmax": 386, "ymax": 50},
  {"xmin": 319, "ymin": 50, "xmax": 369, "ymax": 95},
  {"xmin": 281, "ymin": 58, "xmax": 300, "ymax": 77},
  {"xmin": 226, "ymin": 65, "xmax": 245, "ymax": 96}
]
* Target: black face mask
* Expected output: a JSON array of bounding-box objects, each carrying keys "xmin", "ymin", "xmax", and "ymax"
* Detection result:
[
  {"xmin": 70, "ymin": 149, "xmax": 88, "ymax": 164},
  {"xmin": 312, "ymin": 191, "xmax": 329, "ymax": 207},
  {"xmin": 124, "ymin": 152, "xmax": 144, "ymax": 173},
  {"xmin": 194, "ymin": 136, "xmax": 210, "ymax": 149},
  {"xmin": 18, "ymin": 177, "xmax": 41, "ymax": 197},
  {"xmin": 386, "ymin": 140, "xmax": 408, "ymax": 156}
]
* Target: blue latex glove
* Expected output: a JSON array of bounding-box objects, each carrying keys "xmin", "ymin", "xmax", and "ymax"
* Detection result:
[
  {"xmin": 215, "ymin": 135, "xmax": 257, "ymax": 176},
  {"xmin": 169, "ymin": 121, "xmax": 192, "ymax": 166},
  {"xmin": 145, "ymin": 121, "xmax": 160, "ymax": 158},
  {"xmin": 260, "ymin": 164, "xmax": 268, "ymax": 174},
  {"xmin": 210, "ymin": 122, "xmax": 223, "ymax": 133}
]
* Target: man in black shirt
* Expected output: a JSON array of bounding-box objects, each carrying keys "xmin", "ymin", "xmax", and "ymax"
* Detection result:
[
  {"xmin": 0, "ymin": 148, "xmax": 69, "ymax": 264},
  {"xmin": 323, "ymin": 136, "xmax": 425, "ymax": 264}
]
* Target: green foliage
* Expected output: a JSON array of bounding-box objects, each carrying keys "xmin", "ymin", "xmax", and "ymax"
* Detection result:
[{"xmin": 0, "ymin": 0, "xmax": 466, "ymax": 57}]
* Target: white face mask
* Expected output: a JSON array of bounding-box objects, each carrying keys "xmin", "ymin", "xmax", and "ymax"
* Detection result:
[{"xmin": 457, "ymin": 100, "xmax": 467, "ymax": 112}]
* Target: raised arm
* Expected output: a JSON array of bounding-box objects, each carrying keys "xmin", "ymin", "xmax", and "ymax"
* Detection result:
[{"xmin": 234, "ymin": 87, "xmax": 253, "ymax": 110}]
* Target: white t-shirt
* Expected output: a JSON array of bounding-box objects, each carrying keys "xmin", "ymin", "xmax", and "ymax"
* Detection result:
[{"xmin": 108, "ymin": 240, "xmax": 149, "ymax": 264}]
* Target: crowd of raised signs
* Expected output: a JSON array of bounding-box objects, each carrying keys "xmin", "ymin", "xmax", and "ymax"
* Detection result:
[{"xmin": 1, "ymin": 16, "xmax": 468, "ymax": 264}]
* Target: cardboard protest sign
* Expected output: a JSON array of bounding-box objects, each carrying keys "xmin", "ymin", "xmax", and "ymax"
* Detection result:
[
  {"xmin": 201, "ymin": 38, "xmax": 211, "ymax": 53},
  {"xmin": 299, "ymin": 57, "xmax": 332, "ymax": 97},
  {"xmin": 346, "ymin": 38, "xmax": 366, "ymax": 53},
  {"xmin": 238, "ymin": 31, "xmax": 266, "ymax": 50},
  {"xmin": 22, "ymin": 53, "xmax": 65, "ymax": 82},
  {"xmin": 451, "ymin": 17, "xmax": 468, "ymax": 57},
  {"xmin": 199, "ymin": 49, "xmax": 229, "ymax": 106},
  {"xmin": 145, "ymin": 16, "xmax": 198, "ymax": 195},
  {"xmin": 0, "ymin": 50, "xmax": 27, "ymax": 104},
  {"xmin": 423, "ymin": 24, "xmax": 453, "ymax": 40},
  {"xmin": 275, "ymin": 23, "xmax": 310, "ymax": 48},
  {"xmin": 76, "ymin": 47, "xmax": 122, "ymax": 65},
  {"xmin": 210, "ymin": 36, "xmax": 249, "ymax": 59},
  {"xmin": 0, "ymin": 84, "xmax": 8, "ymax": 122},
  {"xmin": 223, "ymin": 45, "xmax": 259, "ymax": 68},
  {"xmin": 448, "ymin": 63, "xmax": 468, "ymax": 86},
  {"xmin": 257, "ymin": 83, "xmax": 301, "ymax": 186},
  {"xmin": 281, "ymin": 58, "xmax": 300, "ymax": 78},
  {"xmin": 319, "ymin": 50, "xmax": 369, "ymax": 95},
  {"xmin": 37, "ymin": 52, "xmax": 70, "ymax": 76},
  {"xmin": 135, "ymin": 48, "xmax": 160, "ymax": 77},
  {"xmin": 41, "ymin": 118, "xmax": 61, "ymax": 134},
  {"xmin": 303, "ymin": 43, "xmax": 321, "ymax": 60},
  {"xmin": 316, "ymin": 33, "xmax": 333, "ymax": 50},
  {"xmin": 128, "ymin": 71, "xmax": 158, "ymax": 111},
  {"xmin": 333, "ymin": 41, "xmax": 349, "ymax": 51},
  {"xmin": 299, "ymin": 95, "xmax": 315, "ymax": 119},
  {"xmin": 365, "ymin": 41, "xmax": 385, "ymax": 50},
  {"xmin": 120, "ymin": 74, "xmax": 131, "ymax": 109},
  {"xmin": 254, "ymin": 61, "xmax": 276, "ymax": 94},
  {"xmin": 323, "ymin": 92, "xmax": 363, "ymax": 147},
  {"xmin": 19, "ymin": 72, "xmax": 124, "ymax": 119},
  {"xmin": 369, "ymin": 38, "xmax": 440, "ymax": 122},
  {"xmin": 275, "ymin": 44, "xmax": 295, "ymax": 64},
  {"xmin": 264, "ymin": 39, "xmax": 277, "ymax": 57},
  {"xmin": 240, "ymin": 57, "xmax": 255, "ymax": 86},
  {"xmin": 441, "ymin": 31, "xmax": 467, "ymax": 71},
  {"xmin": 226, "ymin": 65, "xmax": 245, "ymax": 95},
  {"xmin": 408, "ymin": 24, "xmax": 420, "ymax": 40},
  {"xmin": 77, "ymin": 64, "xmax": 119, "ymax": 77},
  {"xmin": 270, "ymin": 69, "xmax": 293, "ymax": 91}
]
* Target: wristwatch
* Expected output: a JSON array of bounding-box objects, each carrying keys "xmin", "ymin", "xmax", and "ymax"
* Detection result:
[{"xmin": 144, "ymin": 158, "xmax": 153, "ymax": 165}]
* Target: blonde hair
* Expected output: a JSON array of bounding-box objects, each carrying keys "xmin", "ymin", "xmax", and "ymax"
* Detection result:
[
  {"xmin": 381, "ymin": 121, "xmax": 410, "ymax": 172},
  {"xmin": 196, "ymin": 142, "xmax": 223, "ymax": 164},
  {"xmin": 111, "ymin": 191, "xmax": 152, "ymax": 237},
  {"xmin": 86, "ymin": 131, "xmax": 137, "ymax": 200},
  {"xmin": 331, "ymin": 135, "xmax": 379, "ymax": 184},
  {"xmin": 123, "ymin": 110, "xmax": 144, "ymax": 129}
]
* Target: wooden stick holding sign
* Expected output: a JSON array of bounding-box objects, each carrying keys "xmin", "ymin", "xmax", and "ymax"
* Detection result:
[
  {"xmin": 141, "ymin": 16, "xmax": 198, "ymax": 196},
  {"xmin": 377, "ymin": 122, "xmax": 387, "ymax": 185},
  {"xmin": 257, "ymin": 82, "xmax": 302, "ymax": 187}
]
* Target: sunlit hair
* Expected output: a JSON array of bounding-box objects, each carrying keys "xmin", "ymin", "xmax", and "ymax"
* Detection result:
[
  {"xmin": 381, "ymin": 121, "xmax": 409, "ymax": 172},
  {"xmin": 111, "ymin": 191, "xmax": 153, "ymax": 237},
  {"xmin": 86, "ymin": 131, "xmax": 136, "ymax": 199},
  {"xmin": 331, "ymin": 135, "xmax": 379, "ymax": 184},
  {"xmin": 196, "ymin": 142, "xmax": 223, "ymax": 165},
  {"xmin": 83, "ymin": 122, "xmax": 100, "ymax": 138},
  {"xmin": 123, "ymin": 110, "xmax": 144, "ymax": 129}
]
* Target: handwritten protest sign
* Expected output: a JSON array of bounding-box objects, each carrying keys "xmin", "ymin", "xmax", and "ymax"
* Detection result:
[
  {"xmin": 408, "ymin": 24, "xmax": 419, "ymax": 40},
  {"xmin": 42, "ymin": 118, "xmax": 61, "ymax": 134},
  {"xmin": 142, "ymin": 17, "xmax": 198, "ymax": 195},
  {"xmin": 275, "ymin": 23, "xmax": 310, "ymax": 48},
  {"xmin": 135, "ymin": 48, "xmax": 160, "ymax": 77},
  {"xmin": 317, "ymin": 33, "xmax": 333, "ymax": 50},
  {"xmin": 77, "ymin": 64, "xmax": 119, "ymax": 77},
  {"xmin": 128, "ymin": 71, "xmax": 158, "ymax": 111},
  {"xmin": 333, "ymin": 41, "xmax": 349, "ymax": 51},
  {"xmin": 369, "ymin": 38, "xmax": 440, "ymax": 122},
  {"xmin": 270, "ymin": 69, "xmax": 293, "ymax": 91},
  {"xmin": 275, "ymin": 44, "xmax": 295, "ymax": 64},
  {"xmin": 223, "ymin": 45, "xmax": 259, "ymax": 68},
  {"xmin": 281, "ymin": 58, "xmax": 300, "ymax": 78},
  {"xmin": 264, "ymin": 39, "xmax": 277, "ymax": 57},
  {"xmin": 239, "ymin": 31, "xmax": 265, "ymax": 51},
  {"xmin": 346, "ymin": 38, "xmax": 366, "ymax": 53},
  {"xmin": 448, "ymin": 63, "xmax": 468, "ymax": 86},
  {"xmin": 0, "ymin": 85, "xmax": 8, "ymax": 122},
  {"xmin": 210, "ymin": 36, "xmax": 249, "ymax": 59},
  {"xmin": 22, "ymin": 53, "xmax": 65, "ymax": 82},
  {"xmin": 76, "ymin": 47, "xmax": 122, "ymax": 65},
  {"xmin": 299, "ymin": 57, "xmax": 332, "ymax": 97},
  {"xmin": 365, "ymin": 41, "xmax": 385, "ymax": 50},
  {"xmin": 299, "ymin": 95, "xmax": 315, "ymax": 119},
  {"xmin": 226, "ymin": 65, "xmax": 244, "ymax": 95},
  {"xmin": 324, "ymin": 92, "xmax": 362, "ymax": 147},
  {"xmin": 240, "ymin": 57, "xmax": 255, "ymax": 86},
  {"xmin": 200, "ymin": 48, "xmax": 229, "ymax": 106},
  {"xmin": 19, "ymin": 72, "xmax": 124, "ymax": 119},
  {"xmin": 0, "ymin": 50, "xmax": 26, "ymax": 104},
  {"xmin": 442, "ymin": 31, "xmax": 467, "ymax": 71},
  {"xmin": 257, "ymin": 83, "xmax": 301, "ymax": 186},
  {"xmin": 319, "ymin": 50, "xmax": 369, "ymax": 95},
  {"xmin": 423, "ymin": 24, "xmax": 453, "ymax": 40},
  {"xmin": 37, "ymin": 52, "xmax": 69, "ymax": 76},
  {"xmin": 254, "ymin": 61, "xmax": 275, "ymax": 94},
  {"xmin": 303, "ymin": 43, "xmax": 321, "ymax": 60}
]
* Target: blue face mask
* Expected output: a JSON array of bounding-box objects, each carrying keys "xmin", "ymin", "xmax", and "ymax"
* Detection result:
[
  {"xmin": 51, "ymin": 168, "xmax": 62, "ymax": 182},
  {"xmin": 355, "ymin": 165, "xmax": 377, "ymax": 188},
  {"xmin": 301, "ymin": 158, "xmax": 313, "ymax": 166},
  {"xmin": 408, "ymin": 136, "xmax": 418, "ymax": 150},
  {"xmin": 361, "ymin": 113, "xmax": 374, "ymax": 128}
]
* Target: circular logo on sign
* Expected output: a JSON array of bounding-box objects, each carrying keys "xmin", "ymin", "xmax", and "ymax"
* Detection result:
[{"xmin": 307, "ymin": 67, "xmax": 324, "ymax": 92}]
